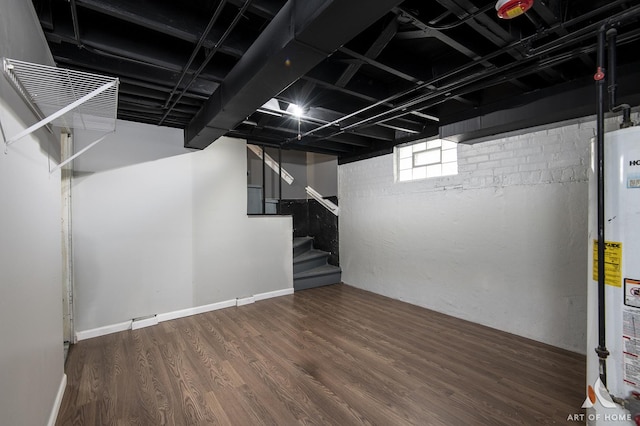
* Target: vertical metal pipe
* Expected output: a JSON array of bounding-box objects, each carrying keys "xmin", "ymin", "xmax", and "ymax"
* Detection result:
[
  {"xmin": 607, "ymin": 29, "xmax": 618, "ymax": 112},
  {"xmin": 262, "ymin": 145, "xmax": 266, "ymax": 215},
  {"xmin": 622, "ymin": 108, "xmax": 633, "ymax": 128},
  {"xmin": 69, "ymin": 0, "xmax": 82, "ymax": 46},
  {"xmin": 278, "ymin": 146, "xmax": 283, "ymax": 215},
  {"xmin": 595, "ymin": 25, "xmax": 610, "ymax": 386},
  {"xmin": 607, "ymin": 28, "xmax": 634, "ymax": 129}
]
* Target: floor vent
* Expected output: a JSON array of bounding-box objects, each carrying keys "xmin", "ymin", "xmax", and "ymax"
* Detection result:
[{"xmin": 131, "ymin": 315, "xmax": 158, "ymax": 330}]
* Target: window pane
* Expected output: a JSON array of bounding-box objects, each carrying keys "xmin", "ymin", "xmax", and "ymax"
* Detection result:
[
  {"xmin": 413, "ymin": 166, "xmax": 427, "ymax": 180},
  {"xmin": 426, "ymin": 163, "xmax": 442, "ymax": 178},
  {"xmin": 395, "ymin": 138, "xmax": 458, "ymax": 182},
  {"xmin": 442, "ymin": 161, "xmax": 458, "ymax": 176},
  {"xmin": 412, "ymin": 142, "xmax": 427, "ymax": 152},
  {"xmin": 426, "ymin": 140, "xmax": 441, "ymax": 149},
  {"xmin": 399, "ymin": 145, "xmax": 413, "ymax": 159},
  {"xmin": 442, "ymin": 148, "xmax": 457, "ymax": 163},
  {"xmin": 399, "ymin": 169, "xmax": 413, "ymax": 181},
  {"xmin": 399, "ymin": 157, "xmax": 413, "ymax": 170},
  {"xmin": 415, "ymin": 149, "xmax": 440, "ymax": 166}
]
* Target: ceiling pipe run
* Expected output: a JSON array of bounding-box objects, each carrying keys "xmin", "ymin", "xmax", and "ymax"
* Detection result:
[
  {"xmin": 159, "ymin": 0, "xmax": 227, "ymax": 112},
  {"xmin": 315, "ymin": 38, "xmax": 639, "ymax": 148},
  {"xmin": 160, "ymin": 0, "xmax": 250, "ymax": 126},
  {"xmin": 297, "ymin": 4, "xmax": 640, "ymax": 144},
  {"xmin": 289, "ymin": 1, "xmax": 640, "ymax": 145}
]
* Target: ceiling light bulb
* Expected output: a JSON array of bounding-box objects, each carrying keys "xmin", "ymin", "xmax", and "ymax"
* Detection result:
[
  {"xmin": 495, "ymin": 0, "xmax": 534, "ymax": 19},
  {"xmin": 290, "ymin": 104, "xmax": 304, "ymax": 117}
]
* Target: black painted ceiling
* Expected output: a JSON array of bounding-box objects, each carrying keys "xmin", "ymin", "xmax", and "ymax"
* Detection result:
[{"xmin": 31, "ymin": 0, "xmax": 640, "ymax": 162}]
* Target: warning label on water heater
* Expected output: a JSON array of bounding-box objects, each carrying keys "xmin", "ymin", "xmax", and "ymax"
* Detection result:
[
  {"xmin": 625, "ymin": 279, "xmax": 640, "ymax": 308},
  {"xmin": 593, "ymin": 240, "xmax": 623, "ymax": 287},
  {"xmin": 623, "ymin": 308, "xmax": 640, "ymax": 387}
]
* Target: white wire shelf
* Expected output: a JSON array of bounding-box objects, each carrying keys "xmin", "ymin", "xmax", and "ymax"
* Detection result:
[{"xmin": 2, "ymin": 57, "xmax": 119, "ymax": 145}]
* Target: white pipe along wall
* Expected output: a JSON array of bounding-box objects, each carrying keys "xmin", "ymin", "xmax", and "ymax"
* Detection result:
[{"xmin": 339, "ymin": 115, "xmax": 638, "ymax": 354}]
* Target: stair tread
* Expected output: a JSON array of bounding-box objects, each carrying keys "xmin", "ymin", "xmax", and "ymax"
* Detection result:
[
  {"xmin": 294, "ymin": 249, "xmax": 331, "ymax": 263},
  {"xmin": 293, "ymin": 236, "xmax": 314, "ymax": 249},
  {"xmin": 294, "ymin": 264, "xmax": 341, "ymax": 279}
]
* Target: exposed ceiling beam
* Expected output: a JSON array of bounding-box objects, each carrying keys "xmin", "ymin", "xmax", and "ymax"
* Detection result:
[
  {"xmin": 532, "ymin": 0, "xmax": 594, "ymax": 69},
  {"xmin": 338, "ymin": 46, "xmax": 422, "ymax": 84},
  {"xmin": 44, "ymin": 25, "xmax": 228, "ymax": 81},
  {"xmin": 434, "ymin": 0, "xmax": 560, "ymax": 83},
  {"xmin": 185, "ymin": 0, "xmax": 404, "ymax": 149},
  {"xmin": 302, "ymin": 107, "xmax": 395, "ymax": 141},
  {"xmin": 226, "ymin": 0, "xmax": 283, "ymax": 20},
  {"xmin": 335, "ymin": 18, "xmax": 398, "ymax": 88},
  {"xmin": 50, "ymin": 50, "xmax": 219, "ymax": 97},
  {"xmin": 393, "ymin": 6, "xmax": 531, "ymax": 92},
  {"xmin": 250, "ymin": 110, "xmax": 378, "ymax": 148},
  {"xmin": 76, "ymin": 0, "xmax": 251, "ymax": 57},
  {"xmin": 393, "ymin": 7, "xmax": 487, "ymax": 64},
  {"xmin": 335, "ymin": 47, "xmax": 471, "ymax": 108},
  {"xmin": 433, "ymin": 0, "xmax": 510, "ymax": 46}
]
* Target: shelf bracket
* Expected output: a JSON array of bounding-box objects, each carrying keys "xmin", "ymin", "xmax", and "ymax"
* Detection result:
[{"xmin": 49, "ymin": 132, "xmax": 112, "ymax": 174}]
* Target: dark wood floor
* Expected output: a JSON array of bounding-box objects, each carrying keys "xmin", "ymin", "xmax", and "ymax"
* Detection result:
[{"xmin": 57, "ymin": 284, "xmax": 585, "ymax": 425}]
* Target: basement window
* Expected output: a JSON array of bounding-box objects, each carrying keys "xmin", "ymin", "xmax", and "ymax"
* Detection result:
[{"xmin": 395, "ymin": 139, "xmax": 458, "ymax": 182}]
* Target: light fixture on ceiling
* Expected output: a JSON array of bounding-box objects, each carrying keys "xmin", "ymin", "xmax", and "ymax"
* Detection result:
[
  {"xmin": 288, "ymin": 103, "xmax": 304, "ymax": 117},
  {"xmin": 495, "ymin": 0, "xmax": 534, "ymax": 19},
  {"xmin": 286, "ymin": 103, "xmax": 304, "ymax": 140}
]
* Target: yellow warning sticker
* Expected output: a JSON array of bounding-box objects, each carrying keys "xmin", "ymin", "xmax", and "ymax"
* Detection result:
[{"xmin": 593, "ymin": 240, "xmax": 623, "ymax": 287}]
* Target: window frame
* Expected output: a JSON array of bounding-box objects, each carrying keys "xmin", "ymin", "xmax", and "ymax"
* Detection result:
[{"xmin": 395, "ymin": 138, "xmax": 458, "ymax": 182}]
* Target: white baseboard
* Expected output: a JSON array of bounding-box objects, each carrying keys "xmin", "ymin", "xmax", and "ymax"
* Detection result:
[
  {"xmin": 75, "ymin": 287, "xmax": 293, "ymax": 341},
  {"xmin": 47, "ymin": 373, "xmax": 67, "ymax": 426},
  {"xmin": 156, "ymin": 299, "xmax": 237, "ymax": 323},
  {"xmin": 75, "ymin": 320, "xmax": 132, "ymax": 341},
  {"xmin": 254, "ymin": 287, "xmax": 294, "ymax": 301},
  {"xmin": 236, "ymin": 296, "xmax": 255, "ymax": 306}
]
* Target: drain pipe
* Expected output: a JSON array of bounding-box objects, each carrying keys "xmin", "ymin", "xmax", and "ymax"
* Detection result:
[
  {"xmin": 607, "ymin": 28, "xmax": 634, "ymax": 128},
  {"xmin": 594, "ymin": 25, "xmax": 610, "ymax": 386}
]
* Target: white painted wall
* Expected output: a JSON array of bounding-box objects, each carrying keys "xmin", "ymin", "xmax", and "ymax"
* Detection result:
[
  {"xmin": 73, "ymin": 124, "xmax": 292, "ymax": 332},
  {"xmin": 339, "ymin": 116, "xmax": 637, "ymax": 354},
  {"xmin": 74, "ymin": 120, "xmax": 188, "ymax": 173},
  {"xmin": 0, "ymin": 1, "xmax": 65, "ymax": 425}
]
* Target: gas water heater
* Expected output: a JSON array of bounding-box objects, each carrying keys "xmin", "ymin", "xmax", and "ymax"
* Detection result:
[{"xmin": 587, "ymin": 125, "xmax": 640, "ymax": 425}]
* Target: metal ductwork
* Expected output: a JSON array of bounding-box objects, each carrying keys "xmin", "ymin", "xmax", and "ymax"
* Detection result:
[{"xmin": 184, "ymin": 0, "xmax": 404, "ymax": 149}]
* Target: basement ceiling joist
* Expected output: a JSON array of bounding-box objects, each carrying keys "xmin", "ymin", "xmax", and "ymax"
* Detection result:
[{"xmin": 30, "ymin": 0, "xmax": 640, "ymax": 161}]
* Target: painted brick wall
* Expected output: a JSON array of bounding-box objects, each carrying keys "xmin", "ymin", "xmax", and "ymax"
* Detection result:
[
  {"xmin": 339, "ymin": 113, "xmax": 639, "ymax": 354},
  {"xmin": 343, "ymin": 113, "xmax": 639, "ymax": 198}
]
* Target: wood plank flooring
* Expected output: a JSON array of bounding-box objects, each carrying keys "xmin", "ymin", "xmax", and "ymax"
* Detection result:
[{"xmin": 56, "ymin": 284, "xmax": 585, "ymax": 425}]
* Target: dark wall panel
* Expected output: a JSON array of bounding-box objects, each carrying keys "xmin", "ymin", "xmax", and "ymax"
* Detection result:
[
  {"xmin": 281, "ymin": 197, "xmax": 339, "ymax": 266},
  {"xmin": 280, "ymin": 199, "xmax": 309, "ymax": 237},
  {"xmin": 309, "ymin": 197, "xmax": 339, "ymax": 267}
]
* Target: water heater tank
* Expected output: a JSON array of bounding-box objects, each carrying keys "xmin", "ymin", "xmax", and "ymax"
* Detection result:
[{"xmin": 587, "ymin": 126, "xmax": 640, "ymax": 424}]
